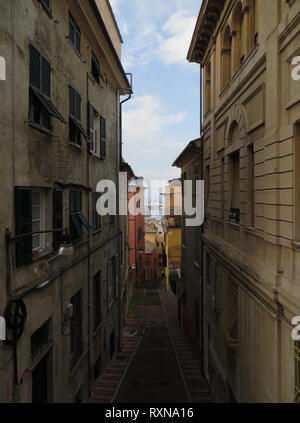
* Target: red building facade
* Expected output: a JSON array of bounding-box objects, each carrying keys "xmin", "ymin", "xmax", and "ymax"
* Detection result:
[{"xmin": 128, "ymin": 178, "xmax": 145, "ymax": 286}]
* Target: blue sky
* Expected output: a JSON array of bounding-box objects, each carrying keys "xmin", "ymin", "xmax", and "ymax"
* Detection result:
[{"xmin": 110, "ymin": 0, "xmax": 201, "ymax": 187}]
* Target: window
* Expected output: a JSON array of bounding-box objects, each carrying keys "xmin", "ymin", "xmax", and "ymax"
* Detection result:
[
  {"xmin": 70, "ymin": 291, "xmax": 83, "ymax": 371},
  {"xmin": 88, "ymin": 104, "xmax": 100, "ymax": 156},
  {"xmin": 205, "ymin": 61, "xmax": 211, "ymax": 113},
  {"xmin": 92, "ymin": 192, "xmax": 101, "ymax": 229},
  {"xmin": 91, "ymin": 52, "xmax": 103, "ymax": 83},
  {"xmin": 31, "ymin": 319, "xmax": 51, "ymax": 362},
  {"xmin": 29, "ymin": 44, "xmax": 65, "ymax": 131},
  {"xmin": 232, "ymin": 2, "xmax": 243, "ymax": 73},
  {"xmin": 221, "ymin": 25, "xmax": 232, "ymax": 89},
  {"xmin": 32, "ymin": 190, "xmax": 46, "ymax": 252},
  {"xmin": 39, "ymin": 0, "xmax": 51, "ymax": 13},
  {"xmin": 295, "ymin": 341, "xmax": 300, "ymax": 403},
  {"xmin": 68, "ymin": 12, "xmax": 81, "ymax": 54},
  {"xmin": 229, "ymin": 151, "xmax": 240, "ymax": 224},
  {"xmin": 93, "ymin": 272, "xmax": 101, "ymax": 331},
  {"xmin": 53, "ymin": 189, "xmax": 63, "ymax": 250},
  {"xmin": 137, "ymin": 227, "xmax": 142, "ymax": 242},
  {"xmin": 100, "ymin": 115, "xmax": 106, "ymax": 159},
  {"xmin": 69, "ymin": 85, "xmax": 88, "ymax": 146},
  {"xmin": 69, "ymin": 190, "xmax": 91, "ymax": 240},
  {"xmin": 15, "ymin": 187, "xmax": 52, "ymax": 267}
]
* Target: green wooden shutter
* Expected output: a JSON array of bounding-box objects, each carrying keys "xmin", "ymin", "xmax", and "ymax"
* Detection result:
[
  {"xmin": 53, "ymin": 189, "xmax": 63, "ymax": 250},
  {"xmin": 15, "ymin": 187, "xmax": 32, "ymax": 267}
]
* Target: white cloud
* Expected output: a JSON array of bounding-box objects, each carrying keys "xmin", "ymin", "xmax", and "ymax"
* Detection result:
[
  {"xmin": 123, "ymin": 95, "xmax": 186, "ymax": 142},
  {"xmin": 157, "ymin": 11, "xmax": 197, "ymax": 65},
  {"xmin": 122, "ymin": 95, "xmax": 187, "ymax": 182}
]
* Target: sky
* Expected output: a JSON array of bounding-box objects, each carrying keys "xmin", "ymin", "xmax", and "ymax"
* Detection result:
[{"xmin": 110, "ymin": 0, "xmax": 201, "ymax": 191}]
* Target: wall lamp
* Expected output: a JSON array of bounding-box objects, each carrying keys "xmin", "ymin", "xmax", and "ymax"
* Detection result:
[{"xmin": 5, "ymin": 227, "xmax": 74, "ymax": 257}]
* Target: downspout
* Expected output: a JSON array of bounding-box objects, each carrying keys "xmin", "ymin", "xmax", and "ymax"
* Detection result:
[
  {"xmin": 86, "ymin": 72, "xmax": 91, "ymax": 395},
  {"xmin": 199, "ymin": 63, "xmax": 205, "ymax": 376},
  {"xmin": 118, "ymin": 74, "xmax": 133, "ymax": 351},
  {"xmin": 119, "ymin": 73, "xmax": 132, "ymax": 163}
]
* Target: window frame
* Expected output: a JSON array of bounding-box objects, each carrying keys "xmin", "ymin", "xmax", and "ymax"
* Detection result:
[
  {"xmin": 32, "ymin": 189, "xmax": 47, "ymax": 254},
  {"xmin": 68, "ymin": 11, "xmax": 81, "ymax": 55},
  {"xmin": 39, "ymin": 0, "xmax": 51, "ymax": 13}
]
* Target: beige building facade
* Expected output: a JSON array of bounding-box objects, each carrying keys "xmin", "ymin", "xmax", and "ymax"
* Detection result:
[
  {"xmin": 0, "ymin": 0, "xmax": 131, "ymax": 403},
  {"xmin": 183, "ymin": 0, "xmax": 300, "ymax": 402}
]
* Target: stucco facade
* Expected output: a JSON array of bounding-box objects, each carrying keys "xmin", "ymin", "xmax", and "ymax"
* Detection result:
[
  {"xmin": 179, "ymin": 0, "xmax": 300, "ymax": 403},
  {"xmin": 0, "ymin": 0, "xmax": 130, "ymax": 403}
]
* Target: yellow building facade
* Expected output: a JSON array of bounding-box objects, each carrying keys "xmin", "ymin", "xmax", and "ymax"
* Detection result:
[{"xmin": 185, "ymin": 0, "xmax": 300, "ymax": 402}]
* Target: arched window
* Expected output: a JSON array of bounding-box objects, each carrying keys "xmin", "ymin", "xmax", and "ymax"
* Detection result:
[
  {"xmin": 250, "ymin": 0, "xmax": 257, "ymax": 48},
  {"xmin": 221, "ymin": 25, "xmax": 232, "ymax": 89},
  {"xmin": 232, "ymin": 2, "xmax": 243, "ymax": 73},
  {"xmin": 205, "ymin": 61, "xmax": 211, "ymax": 113}
]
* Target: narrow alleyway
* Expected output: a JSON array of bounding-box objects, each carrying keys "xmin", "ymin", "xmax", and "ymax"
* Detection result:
[{"xmin": 88, "ymin": 280, "xmax": 213, "ymax": 404}]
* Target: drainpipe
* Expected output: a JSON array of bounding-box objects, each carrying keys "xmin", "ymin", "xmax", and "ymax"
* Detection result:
[
  {"xmin": 199, "ymin": 63, "xmax": 205, "ymax": 376},
  {"xmin": 118, "ymin": 74, "xmax": 133, "ymax": 351},
  {"xmin": 86, "ymin": 72, "xmax": 91, "ymax": 395},
  {"xmin": 119, "ymin": 73, "xmax": 133, "ymax": 163}
]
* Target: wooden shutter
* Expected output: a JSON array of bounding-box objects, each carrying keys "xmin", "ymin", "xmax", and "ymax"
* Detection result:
[
  {"xmin": 75, "ymin": 91, "xmax": 81, "ymax": 121},
  {"xmin": 29, "ymin": 44, "xmax": 41, "ymax": 90},
  {"xmin": 100, "ymin": 115, "xmax": 106, "ymax": 159},
  {"xmin": 69, "ymin": 13, "xmax": 75, "ymax": 45},
  {"xmin": 15, "ymin": 187, "xmax": 32, "ymax": 267},
  {"xmin": 29, "ymin": 44, "xmax": 51, "ymax": 97},
  {"xmin": 41, "ymin": 56, "xmax": 51, "ymax": 98},
  {"xmin": 69, "ymin": 86, "xmax": 76, "ymax": 118},
  {"xmin": 53, "ymin": 189, "xmax": 63, "ymax": 250},
  {"xmin": 88, "ymin": 102, "xmax": 94, "ymax": 152}
]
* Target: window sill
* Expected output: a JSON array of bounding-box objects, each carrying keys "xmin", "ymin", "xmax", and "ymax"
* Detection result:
[
  {"xmin": 69, "ymin": 142, "xmax": 82, "ymax": 151},
  {"xmin": 92, "ymin": 227, "xmax": 102, "ymax": 235},
  {"xmin": 227, "ymin": 221, "xmax": 240, "ymax": 230},
  {"xmin": 28, "ymin": 121, "xmax": 52, "ymax": 136},
  {"xmin": 32, "ymin": 248, "xmax": 54, "ymax": 262},
  {"xmin": 90, "ymin": 152, "xmax": 101, "ymax": 160}
]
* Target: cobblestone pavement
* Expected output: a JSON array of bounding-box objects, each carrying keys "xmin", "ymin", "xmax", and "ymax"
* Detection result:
[{"xmin": 88, "ymin": 280, "xmax": 212, "ymax": 403}]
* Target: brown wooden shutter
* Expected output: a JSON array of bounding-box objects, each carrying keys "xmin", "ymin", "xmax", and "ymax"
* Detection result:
[{"xmin": 15, "ymin": 187, "xmax": 32, "ymax": 267}]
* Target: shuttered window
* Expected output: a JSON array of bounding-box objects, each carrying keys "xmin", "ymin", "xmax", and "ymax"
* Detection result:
[
  {"xmin": 29, "ymin": 44, "xmax": 51, "ymax": 98},
  {"xmin": 69, "ymin": 12, "xmax": 81, "ymax": 55},
  {"xmin": 100, "ymin": 115, "xmax": 106, "ymax": 159},
  {"xmin": 88, "ymin": 103, "xmax": 100, "ymax": 156},
  {"xmin": 93, "ymin": 192, "xmax": 101, "ymax": 229},
  {"xmin": 69, "ymin": 85, "xmax": 88, "ymax": 145},
  {"xmin": 39, "ymin": 0, "xmax": 51, "ymax": 12},
  {"xmin": 53, "ymin": 189, "xmax": 63, "ymax": 250},
  {"xmin": 15, "ymin": 187, "xmax": 33, "ymax": 267},
  {"xmin": 29, "ymin": 43, "xmax": 66, "ymax": 129},
  {"xmin": 91, "ymin": 52, "xmax": 103, "ymax": 83},
  {"xmin": 69, "ymin": 190, "xmax": 91, "ymax": 240}
]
